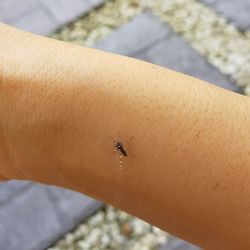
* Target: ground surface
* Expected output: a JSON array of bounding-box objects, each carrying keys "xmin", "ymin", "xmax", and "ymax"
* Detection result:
[{"xmin": 0, "ymin": 0, "xmax": 249, "ymax": 249}]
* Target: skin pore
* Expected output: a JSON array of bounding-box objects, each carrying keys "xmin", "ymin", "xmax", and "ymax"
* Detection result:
[{"xmin": 0, "ymin": 23, "xmax": 250, "ymax": 249}]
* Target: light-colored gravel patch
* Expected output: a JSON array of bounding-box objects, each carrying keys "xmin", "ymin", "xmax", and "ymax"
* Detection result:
[
  {"xmin": 50, "ymin": 0, "xmax": 142, "ymax": 47},
  {"xmin": 47, "ymin": 206, "xmax": 168, "ymax": 250},
  {"xmin": 145, "ymin": 0, "xmax": 250, "ymax": 94}
]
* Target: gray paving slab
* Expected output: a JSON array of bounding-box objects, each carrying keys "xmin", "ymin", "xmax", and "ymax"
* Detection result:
[
  {"xmin": 0, "ymin": 0, "xmax": 38, "ymax": 23},
  {"xmin": 11, "ymin": 7, "xmax": 59, "ymax": 36},
  {"xmin": 40, "ymin": 0, "xmax": 104, "ymax": 26},
  {"xmin": 0, "ymin": 184, "xmax": 61, "ymax": 250},
  {"xmin": 0, "ymin": 0, "xmax": 105, "ymax": 35},
  {"xmin": 160, "ymin": 236, "xmax": 200, "ymax": 250},
  {"xmin": 201, "ymin": 0, "xmax": 250, "ymax": 30},
  {"xmin": 95, "ymin": 11, "xmax": 171, "ymax": 56},
  {"xmin": 43, "ymin": 185, "xmax": 102, "ymax": 230},
  {"xmin": 0, "ymin": 181, "xmax": 102, "ymax": 250},
  {"xmin": 0, "ymin": 180, "xmax": 32, "ymax": 204},
  {"xmin": 95, "ymin": 12, "xmax": 238, "ymax": 93}
]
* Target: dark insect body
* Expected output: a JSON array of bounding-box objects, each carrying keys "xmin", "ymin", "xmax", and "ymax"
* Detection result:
[{"xmin": 114, "ymin": 141, "xmax": 127, "ymax": 157}]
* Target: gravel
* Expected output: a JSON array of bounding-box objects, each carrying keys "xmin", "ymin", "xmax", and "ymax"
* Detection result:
[{"xmin": 47, "ymin": 206, "xmax": 168, "ymax": 250}]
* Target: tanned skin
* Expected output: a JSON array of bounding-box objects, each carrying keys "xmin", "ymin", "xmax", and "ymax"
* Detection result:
[{"xmin": 0, "ymin": 23, "xmax": 250, "ymax": 249}]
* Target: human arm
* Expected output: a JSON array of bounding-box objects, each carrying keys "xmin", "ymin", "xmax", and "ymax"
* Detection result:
[{"xmin": 0, "ymin": 23, "xmax": 250, "ymax": 249}]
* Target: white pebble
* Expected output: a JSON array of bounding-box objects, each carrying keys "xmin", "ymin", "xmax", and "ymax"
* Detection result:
[
  {"xmin": 65, "ymin": 233, "xmax": 74, "ymax": 244},
  {"xmin": 100, "ymin": 234, "xmax": 111, "ymax": 247},
  {"xmin": 86, "ymin": 228, "xmax": 101, "ymax": 245},
  {"xmin": 77, "ymin": 240, "xmax": 91, "ymax": 249},
  {"xmin": 132, "ymin": 219, "xmax": 150, "ymax": 235},
  {"xmin": 88, "ymin": 212, "xmax": 104, "ymax": 226},
  {"xmin": 157, "ymin": 234, "xmax": 168, "ymax": 245}
]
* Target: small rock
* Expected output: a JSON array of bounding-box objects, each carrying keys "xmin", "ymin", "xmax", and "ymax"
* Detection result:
[
  {"xmin": 65, "ymin": 233, "xmax": 74, "ymax": 244},
  {"xmin": 121, "ymin": 222, "xmax": 132, "ymax": 237},
  {"xmin": 77, "ymin": 240, "xmax": 91, "ymax": 249},
  {"xmin": 100, "ymin": 234, "xmax": 111, "ymax": 247}
]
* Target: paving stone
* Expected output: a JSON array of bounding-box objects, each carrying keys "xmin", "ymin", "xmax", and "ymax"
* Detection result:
[
  {"xmin": 160, "ymin": 236, "xmax": 200, "ymax": 250},
  {"xmin": 0, "ymin": 180, "xmax": 32, "ymax": 204},
  {"xmin": 95, "ymin": 11, "xmax": 170, "ymax": 55},
  {"xmin": 10, "ymin": 8, "xmax": 59, "ymax": 35},
  {"xmin": 40, "ymin": 0, "xmax": 104, "ymax": 26},
  {"xmin": 43, "ymin": 185, "xmax": 102, "ymax": 230},
  {"xmin": 0, "ymin": 0, "xmax": 39, "ymax": 23},
  {"xmin": 0, "ymin": 182, "xmax": 102, "ymax": 250},
  {"xmin": 0, "ymin": 0, "xmax": 105, "ymax": 35},
  {"xmin": 201, "ymin": 0, "xmax": 250, "ymax": 30},
  {"xmin": 0, "ymin": 184, "xmax": 60, "ymax": 250},
  {"xmin": 95, "ymin": 12, "xmax": 238, "ymax": 92}
]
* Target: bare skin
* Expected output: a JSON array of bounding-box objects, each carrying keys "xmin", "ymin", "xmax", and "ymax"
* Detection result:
[{"xmin": 0, "ymin": 23, "xmax": 250, "ymax": 249}]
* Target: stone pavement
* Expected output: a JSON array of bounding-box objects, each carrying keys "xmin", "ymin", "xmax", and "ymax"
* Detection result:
[
  {"xmin": 0, "ymin": 181, "xmax": 102, "ymax": 250},
  {"xmin": 0, "ymin": 0, "xmax": 249, "ymax": 250},
  {"xmin": 160, "ymin": 236, "xmax": 200, "ymax": 250},
  {"xmin": 0, "ymin": 0, "xmax": 104, "ymax": 35},
  {"xmin": 201, "ymin": 0, "xmax": 250, "ymax": 30}
]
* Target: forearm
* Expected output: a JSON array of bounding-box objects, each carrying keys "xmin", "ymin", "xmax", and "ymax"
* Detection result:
[{"xmin": 0, "ymin": 23, "xmax": 250, "ymax": 249}]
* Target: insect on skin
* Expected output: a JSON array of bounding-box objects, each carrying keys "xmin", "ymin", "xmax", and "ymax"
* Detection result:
[{"xmin": 114, "ymin": 141, "xmax": 127, "ymax": 157}]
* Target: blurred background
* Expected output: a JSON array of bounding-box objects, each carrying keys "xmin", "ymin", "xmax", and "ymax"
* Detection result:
[{"xmin": 0, "ymin": 0, "xmax": 250, "ymax": 249}]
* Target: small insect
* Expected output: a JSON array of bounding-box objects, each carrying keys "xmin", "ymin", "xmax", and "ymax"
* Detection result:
[{"xmin": 114, "ymin": 141, "xmax": 127, "ymax": 157}]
